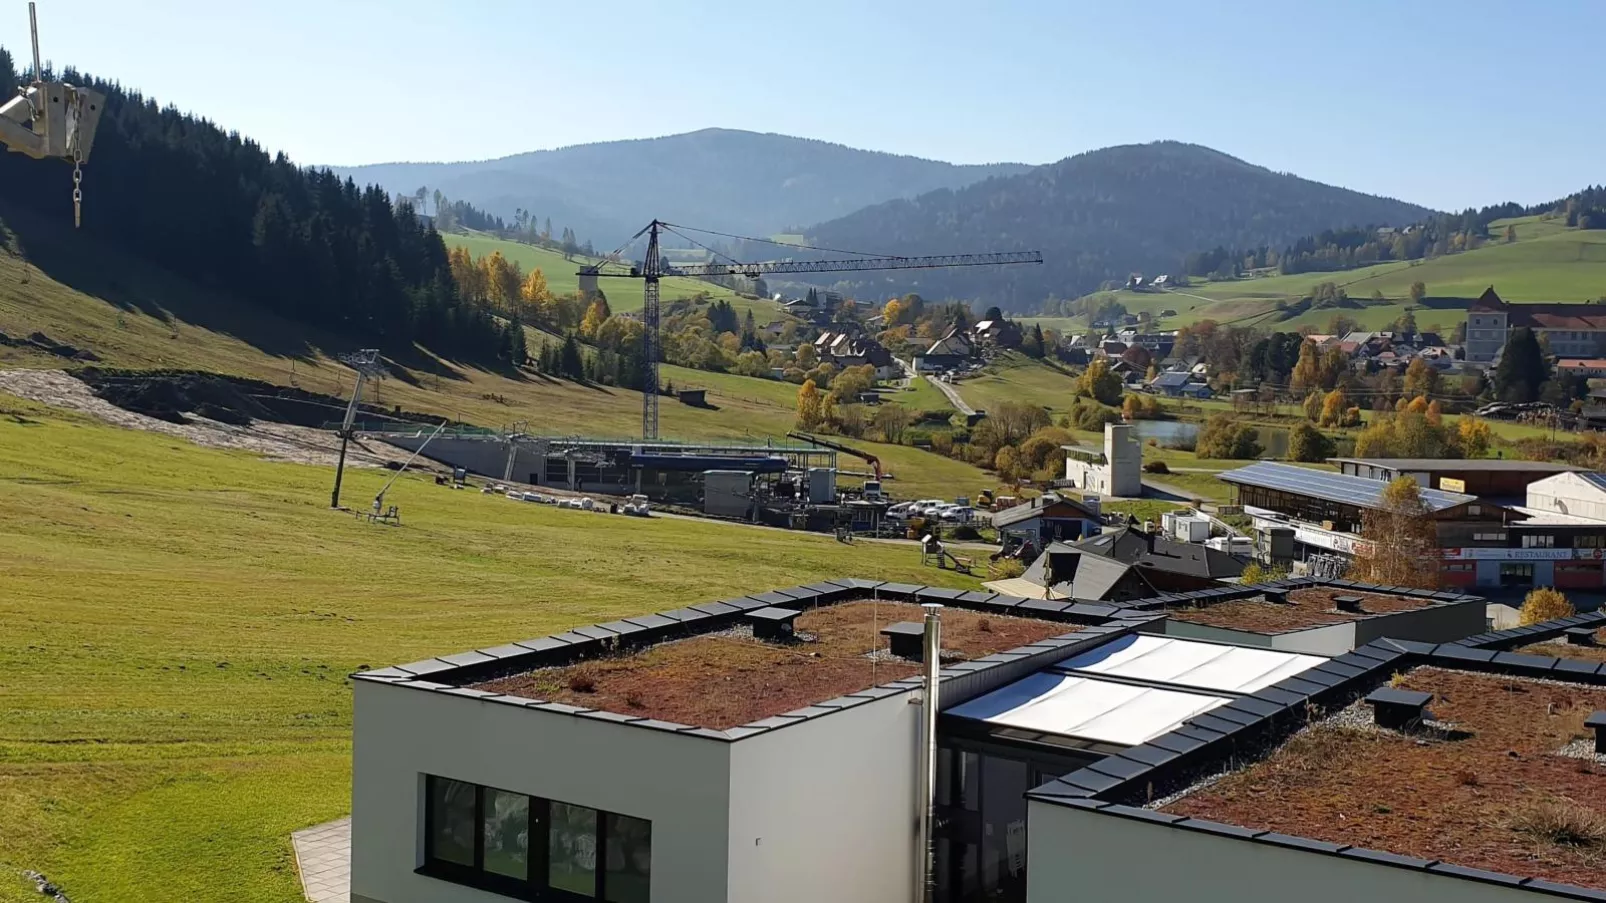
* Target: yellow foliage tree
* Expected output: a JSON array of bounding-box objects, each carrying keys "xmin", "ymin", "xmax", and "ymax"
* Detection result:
[
  {"xmin": 882, "ymin": 298, "xmax": 905, "ymax": 326},
  {"xmin": 451, "ymin": 246, "xmax": 487, "ymax": 301},
  {"xmin": 1289, "ymin": 340, "xmax": 1321, "ymax": 395},
  {"xmin": 1458, "ymin": 416, "xmax": 1493, "ymax": 458},
  {"xmin": 1426, "ymin": 399, "xmax": 1443, "ymax": 425},
  {"xmin": 1403, "ymin": 357, "xmax": 1439, "ymax": 398},
  {"xmin": 1354, "ymin": 476, "xmax": 1440, "ymax": 588},
  {"xmin": 520, "ymin": 268, "xmax": 553, "ymax": 320},
  {"xmin": 1303, "ymin": 391, "xmax": 1323, "ymax": 422},
  {"xmin": 994, "ymin": 446, "xmax": 1021, "ymax": 481},
  {"xmin": 1406, "ymin": 395, "xmax": 1429, "ymax": 414},
  {"xmin": 484, "ymin": 251, "xmax": 522, "ymax": 309},
  {"xmin": 1518, "ymin": 587, "xmax": 1575, "ymax": 625},
  {"xmin": 579, "ymin": 297, "xmax": 611, "ymax": 341},
  {"xmin": 796, "ymin": 379, "xmax": 823, "ymax": 428},
  {"xmin": 1318, "ymin": 389, "xmax": 1347, "ymax": 427},
  {"xmin": 1122, "ymin": 394, "xmax": 1138, "ymax": 421}
]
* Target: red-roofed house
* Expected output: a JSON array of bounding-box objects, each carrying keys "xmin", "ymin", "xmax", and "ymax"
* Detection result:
[{"xmin": 1466, "ymin": 287, "xmax": 1606, "ymax": 362}]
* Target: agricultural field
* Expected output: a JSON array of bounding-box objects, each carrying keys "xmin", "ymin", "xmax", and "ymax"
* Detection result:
[
  {"xmin": 1044, "ymin": 219, "xmax": 1606, "ymax": 333},
  {"xmin": 0, "ymin": 207, "xmax": 986, "ymax": 497},
  {"xmin": 0, "ymin": 393, "xmax": 979, "ymax": 903},
  {"xmin": 443, "ymin": 232, "xmax": 784, "ymax": 322}
]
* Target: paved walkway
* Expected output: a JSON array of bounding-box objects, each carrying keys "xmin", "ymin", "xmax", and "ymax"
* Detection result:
[
  {"xmin": 925, "ymin": 375, "xmax": 977, "ymax": 415},
  {"xmin": 292, "ymin": 817, "xmax": 351, "ymax": 903}
]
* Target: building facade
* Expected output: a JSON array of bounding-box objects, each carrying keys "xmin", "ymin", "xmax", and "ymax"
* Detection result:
[
  {"xmin": 1061, "ymin": 424, "xmax": 1142, "ymax": 498},
  {"xmin": 1464, "ymin": 287, "xmax": 1606, "ymax": 363}
]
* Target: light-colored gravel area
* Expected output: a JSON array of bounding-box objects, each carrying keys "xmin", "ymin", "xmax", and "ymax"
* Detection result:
[{"xmin": 0, "ymin": 368, "xmax": 413, "ymax": 468}]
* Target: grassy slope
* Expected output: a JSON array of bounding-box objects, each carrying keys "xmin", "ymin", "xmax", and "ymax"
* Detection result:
[
  {"xmin": 443, "ymin": 232, "xmax": 783, "ymax": 321},
  {"xmin": 1040, "ymin": 220, "xmax": 1606, "ymax": 333},
  {"xmin": 956, "ymin": 353, "xmax": 1081, "ymax": 415},
  {"xmin": 0, "ymin": 205, "xmax": 986, "ymax": 497},
  {"xmin": 0, "ymin": 394, "xmax": 977, "ymax": 903}
]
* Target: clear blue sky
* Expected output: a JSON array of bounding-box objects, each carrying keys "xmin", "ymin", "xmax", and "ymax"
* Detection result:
[{"xmin": 37, "ymin": 0, "xmax": 1605, "ymax": 211}]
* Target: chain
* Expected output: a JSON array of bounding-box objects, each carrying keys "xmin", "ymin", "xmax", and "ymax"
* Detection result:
[{"xmin": 72, "ymin": 158, "xmax": 81, "ymax": 228}]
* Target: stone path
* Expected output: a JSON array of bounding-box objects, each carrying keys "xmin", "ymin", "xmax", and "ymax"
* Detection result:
[
  {"xmin": 925, "ymin": 375, "xmax": 976, "ymax": 415},
  {"xmin": 291, "ymin": 817, "xmax": 351, "ymax": 903}
]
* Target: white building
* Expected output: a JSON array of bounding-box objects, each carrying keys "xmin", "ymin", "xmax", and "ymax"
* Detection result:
[
  {"xmin": 1062, "ymin": 423, "xmax": 1142, "ymax": 498},
  {"xmin": 343, "ymin": 575, "xmax": 1581, "ymax": 903}
]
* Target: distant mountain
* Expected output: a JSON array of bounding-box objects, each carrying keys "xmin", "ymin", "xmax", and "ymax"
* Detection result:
[
  {"xmin": 801, "ymin": 141, "xmax": 1437, "ymax": 310},
  {"xmin": 327, "ymin": 129, "xmax": 1031, "ymax": 245}
]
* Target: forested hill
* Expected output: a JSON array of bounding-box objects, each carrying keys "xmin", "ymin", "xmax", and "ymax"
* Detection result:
[
  {"xmin": 802, "ymin": 141, "xmax": 1435, "ymax": 310},
  {"xmin": 0, "ymin": 49, "xmax": 514, "ymax": 365},
  {"xmin": 327, "ymin": 129, "xmax": 1032, "ymax": 245}
]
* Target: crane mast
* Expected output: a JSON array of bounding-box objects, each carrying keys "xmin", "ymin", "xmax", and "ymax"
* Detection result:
[{"xmin": 584, "ymin": 219, "xmax": 1042, "ymax": 440}]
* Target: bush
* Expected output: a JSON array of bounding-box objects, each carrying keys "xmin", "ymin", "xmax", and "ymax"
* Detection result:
[
  {"xmin": 1519, "ymin": 587, "xmax": 1575, "ymax": 625},
  {"xmin": 1286, "ymin": 422, "xmax": 1337, "ymax": 463},
  {"xmin": 1196, "ymin": 414, "xmax": 1263, "ymax": 459},
  {"xmin": 1239, "ymin": 562, "xmax": 1289, "ymax": 584},
  {"xmin": 1143, "ymin": 460, "xmax": 1170, "ymax": 474},
  {"xmin": 1067, "ymin": 399, "xmax": 1122, "ymax": 431},
  {"xmin": 951, "ymin": 525, "xmax": 981, "ymax": 541},
  {"xmin": 994, "ymin": 559, "xmax": 1026, "ymax": 579}
]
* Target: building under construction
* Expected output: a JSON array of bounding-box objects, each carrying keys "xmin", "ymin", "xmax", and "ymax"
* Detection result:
[{"xmin": 378, "ymin": 431, "xmax": 837, "ymax": 507}]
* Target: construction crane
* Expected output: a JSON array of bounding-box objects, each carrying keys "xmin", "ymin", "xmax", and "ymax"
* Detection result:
[
  {"xmin": 582, "ymin": 220, "xmax": 1042, "ymax": 440},
  {"xmin": 0, "ymin": 4, "xmax": 104, "ymax": 227},
  {"xmin": 788, "ymin": 431, "xmax": 882, "ymax": 481}
]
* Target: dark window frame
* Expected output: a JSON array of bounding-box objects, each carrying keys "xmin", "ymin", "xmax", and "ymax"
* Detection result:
[{"xmin": 419, "ymin": 775, "xmax": 649, "ymax": 902}]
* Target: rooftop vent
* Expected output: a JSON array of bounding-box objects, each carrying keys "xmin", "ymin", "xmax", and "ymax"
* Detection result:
[
  {"xmin": 1566, "ymin": 627, "xmax": 1599, "ymax": 647},
  {"xmin": 1262, "ymin": 589, "xmax": 1289, "ymax": 604},
  {"xmin": 1365, "ymin": 687, "xmax": 1433, "ymax": 730},
  {"xmin": 881, "ymin": 622, "xmax": 928, "ymax": 660},
  {"xmin": 1333, "ymin": 594, "xmax": 1366, "ymax": 614},
  {"xmin": 1587, "ymin": 711, "xmax": 1606, "ymax": 754},
  {"xmin": 746, "ymin": 606, "xmax": 801, "ymax": 643}
]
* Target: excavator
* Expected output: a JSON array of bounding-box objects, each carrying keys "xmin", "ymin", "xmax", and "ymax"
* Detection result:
[{"xmin": 787, "ymin": 431, "xmax": 887, "ymax": 501}]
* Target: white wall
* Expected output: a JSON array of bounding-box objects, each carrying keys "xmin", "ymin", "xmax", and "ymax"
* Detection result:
[
  {"xmin": 725, "ymin": 692, "xmax": 920, "ymax": 903},
  {"xmin": 351, "ymin": 681, "xmax": 733, "ymax": 903},
  {"xmin": 1027, "ymin": 802, "xmax": 1540, "ymax": 903},
  {"xmin": 1104, "ymin": 424, "xmax": 1142, "ymax": 498}
]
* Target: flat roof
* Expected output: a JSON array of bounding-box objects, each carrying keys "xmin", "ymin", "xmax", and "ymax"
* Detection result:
[
  {"xmin": 1331, "ymin": 457, "xmax": 1581, "ymax": 473},
  {"xmin": 1159, "ymin": 666, "xmax": 1606, "ymax": 890},
  {"xmin": 1168, "ymin": 586, "xmax": 1441, "ymax": 633},
  {"xmin": 1219, "ymin": 461, "xmax": 1475, "ymax": 512},
  {"xmin": 1519, "ymin": 629, "xmax": 1606, "ymax": 665},
  {"xmin": 471, "ymin": 601, "xmax": 1069, "ymax": 730},
  {"xmin": 1056, "ymin": 634, "xmax": 1326, "ymax": 693},
  {"xmin": 949, "ymin": 672, "xmax": 1231, "ymax": 747}
]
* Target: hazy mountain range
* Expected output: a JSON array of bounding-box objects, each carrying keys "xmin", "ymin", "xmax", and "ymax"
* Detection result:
[
  {"xmin": 327, "ymin": 129, "xmax": 1031, "ymax": 246},
  {"xmin": 333, "ymin": 130, "xmax": 1435, "ymax": 309}
]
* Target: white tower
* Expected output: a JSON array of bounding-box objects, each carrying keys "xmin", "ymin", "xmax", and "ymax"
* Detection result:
[{"xmin": 1104, "ymin": 423, "xmax": 1142, "ymax": 497}]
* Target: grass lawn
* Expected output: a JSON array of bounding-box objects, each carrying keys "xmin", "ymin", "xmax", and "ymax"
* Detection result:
[
  {"xmin": 442, "ymin": 232, "xmax": 784, "ymax": 322},
  {"xmin": 890, "ymin": 375, "xmax": 957, "ymax": 414},
  {"xmin": 0, "ymin": 394, "xmax": 979, "ymax": 903},
  {"xmin": 953, "ymin": 353, "xmax": 1080, "ymax": 414}
]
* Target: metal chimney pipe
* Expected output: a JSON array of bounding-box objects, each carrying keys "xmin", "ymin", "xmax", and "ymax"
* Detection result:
[{"xmin": 914, "ymin": 603, "xmax": 942, "ymax": 903}]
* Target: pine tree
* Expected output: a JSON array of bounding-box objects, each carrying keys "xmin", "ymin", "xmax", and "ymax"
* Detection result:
[
  {"xmin": 506, "ymin": 317, "xmax": 528, "ymax": 366},
  {"xmin": 1493, "ymin": 327, "xmax": 1549, "ymax": 403},
  {"xmin": 560, "ymin": 333, "xmax": 584, "ymax": 379}
]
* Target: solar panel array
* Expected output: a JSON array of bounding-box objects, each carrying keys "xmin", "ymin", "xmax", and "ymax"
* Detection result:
[{"xmin": 1217, "ymin": 461, "xmax": 1475, "ymax": 512}]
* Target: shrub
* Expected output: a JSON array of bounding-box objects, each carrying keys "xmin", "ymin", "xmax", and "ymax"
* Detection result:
[
  {"xmin": 1240, "ymin": 562, "xmax": 1289, "ymax": 584},
  {"xmin": 1519, "ymin": 587, "xmax": 1575, "ymax": 625},
  {"xmin": 1196, "ymin": 414, "xmax": 1263, "ymax": 459},
  {"xmin": 1286, "ymin": 422, "xmax": 1337, "ymax": 463},
  {"xmin": 1513, "ymin": 799, "xmax": 1606, "ymax": 847},
  {"xmin": 1143, "ymin": 460, "xmax": 1170, "ymax": 474},
  {"xmin": 952, "ymin": 524, "xmax": 981, "ymax": 541},
  {"xmin": 994, "ymin": 559, "xmax": 1026, "ymax": 579}
]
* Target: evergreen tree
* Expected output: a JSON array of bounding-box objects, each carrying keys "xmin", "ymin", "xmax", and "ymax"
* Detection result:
[
  {"xmin": 505, "ymin": 317, "xmax": 528, "ymax": 367},
  {"xmin": 1493, "ymin": 327, "xmax": 1549, "ymax": 403},
  {"xmin": 560, "ymin": 333, "xmax": 585, "ymax": 379}
]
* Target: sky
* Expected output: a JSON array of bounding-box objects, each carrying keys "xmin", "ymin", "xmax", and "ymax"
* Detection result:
[{"xmin": 34, "ymin": 0, "xmax": 1606, "ymax": 212}]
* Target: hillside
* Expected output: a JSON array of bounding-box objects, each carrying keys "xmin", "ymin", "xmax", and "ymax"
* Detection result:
[
  {"xmin": 804, "ymin": 141, "xmax": 1434, "ymax": 309},
  {"xmin": 0, "ymin": 204, "xmax": 984, "ymax": 497},
  {"xmin": 1046, "ymin": 215, "xmax": 1606, "ymax": 334},
  {"xmin": 328, "ymin": 128, "xmax": 1031, "ymax": 245},
  {"xmin": 441, "ymin": 231, "xmax": 784, "ymax": 322}
]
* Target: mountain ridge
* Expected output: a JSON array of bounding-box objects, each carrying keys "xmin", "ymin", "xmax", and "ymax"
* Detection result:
[
  {"xmin": 327, "ymin": 128, "xmax": 1033, "ymax": 244},
  {"xmin": 802, "ymin": 140, "xmax": 1437, "ymax": 309}
]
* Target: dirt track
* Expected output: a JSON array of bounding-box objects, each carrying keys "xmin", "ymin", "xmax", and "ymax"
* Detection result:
[{"xmin": 0, "ymin": 368, "xmax": 414, "ymax": 468}]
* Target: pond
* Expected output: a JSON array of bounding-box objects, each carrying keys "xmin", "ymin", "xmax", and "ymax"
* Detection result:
[{"xmin": 1129, "ymin": 419, "xmax": 1354, "ymax": 459}]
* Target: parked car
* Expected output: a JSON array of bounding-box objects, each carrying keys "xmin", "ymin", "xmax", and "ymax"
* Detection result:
[
  {"xmin": 945, "ymin": 506, "xmax": 976, "ymax": 524},
  {"xmin": 887, "ymin": 502, "xmax": 914, "ymax": 519}
]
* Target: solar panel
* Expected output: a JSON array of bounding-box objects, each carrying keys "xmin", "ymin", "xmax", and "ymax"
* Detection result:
[
  {"xmin": 1580, "ymin": 472, "xmax": 1606, "ymax": 493},
  {"xmin": 1217, "ymin": 461, "xmax": 1474, "ymax": 512},
  {"xmin": 1057, "ymin": 634, "xmax": 1326, "ymax": 694},
  {"xmin": 946, "ymin": 672, "xmax": 1231, "ymax": 747}
]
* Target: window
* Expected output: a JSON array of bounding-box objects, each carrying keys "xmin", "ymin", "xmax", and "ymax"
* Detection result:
[
  {"xmin": 1522, "ymin": 534, "xmax": 1556, "ymax": 548},
  {"xmin": 1472, "ymin": 532, "xmax": 1506, "ymax": 542},
  {"xmin": 1576, "ymin": 534, "xmax": 1605, "ymax": 549},
  {"xmin": 422, "ymin": 776, "xmax": 650, "ymax": 901}
]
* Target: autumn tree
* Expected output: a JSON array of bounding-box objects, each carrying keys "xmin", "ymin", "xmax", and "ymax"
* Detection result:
[
  {"xmin": 873, "ymin": 404, "xmax": 912, "ymax": 443},
  {"xmin": 882, "ymin": 297, "xmax": 905, "ymax": 326},
  {"xmin": 1409, "ymin": 281, "xmax": 1427, "ymax": 303},
  {"xmin": 1457, "ymin": 416, "xmax": 1493, "ymax": 458},
  {"xmin": 1288, "ymin": 340, "xmax": 1321, "ymax": 395},
  {"xmin": 1505, "ymin": 224, "xmax": 1519, "ymax": 243},
  {"xmin": 1303, "ymin": 391, "xmax": 1323, "ymax": 422},
  {"xmin": 1518, "ymin": 587, "xmax": 1574, "ymax": 625},
  {"xmin": 1286, "ymin": 422, "xmax": 1336, "ymax": 463},
  {"xmin": 1402, "ymin": 357, "xmax": 1439, "ymax": 398},
  {"xmin": 1319, "ymin": 389, "xmax": 1348, "ymax": 427},
  {"xmin": 1076, "ymin": 358, "xmax": 1124, "ymax": 406},
  {"xmin": 994, "ymin": 446, "xmax": 1022, "ymax": 481},
  {"xmin": 796, "ymin": 379, "xmax": 823, "ymax": 428},
  {"xmin": 579, "ymin": 295, "xmax": 612, "ymax": 341},
  {"xmin": 484, "ymin": 251, "xmax": 523, "ymax": 309},
  {"xmin": 520, "ymin": 268, "xmax": 554, "ymax": 320},
  {"xmin": 1426, "ymin": 399, "xmax": 1443, "ymax": 425},
  {"xmin": 1354, "ymin": 476, "xmax": 1440, "ymax": 588}
]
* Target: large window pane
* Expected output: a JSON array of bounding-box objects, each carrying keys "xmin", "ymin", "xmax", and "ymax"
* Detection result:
[
  {"xmin": 482, "ymin": 788, "xmax": 530, "ymax": 880},
  {"xmin": 428, "ymin": 777, "xmax": 476, "ymax": 867},
  {"xmin": 549, "ymin": 802, "xmax": 598, "ymax": 896},
  {"xmin": 604, "ymin": 813, "xmax": 652, "ymax": 903}
]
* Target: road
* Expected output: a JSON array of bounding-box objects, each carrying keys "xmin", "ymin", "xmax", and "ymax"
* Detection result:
[{"xmin": 926, "ymin": 375, "xmax": 976, "ymax": 416}]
